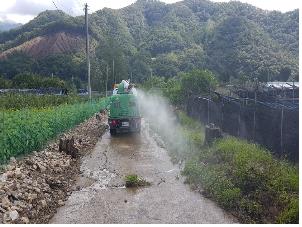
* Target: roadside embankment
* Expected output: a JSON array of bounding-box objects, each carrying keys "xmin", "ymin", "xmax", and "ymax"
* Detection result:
[
  {"xmin": 149, "ymin": 108, "xmax": 298, "ymax": 224},
  {"xmin": 183, "ymin": 137, "xmax": 298, "ymax": 223},
  {"xmin": 0, "ymin": 114, "xmax": 108, "ymax": 223}
]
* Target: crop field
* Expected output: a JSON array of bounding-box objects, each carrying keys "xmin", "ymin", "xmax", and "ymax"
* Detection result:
[
  {"xmin": 0, "ymin": 96, "xmax": 108, "ymax": 163},
  {"xmin": 0, "ymin": 93, "xmax": 88, "ymax": 110}
]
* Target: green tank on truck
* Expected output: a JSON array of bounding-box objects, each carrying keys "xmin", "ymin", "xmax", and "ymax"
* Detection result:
[{"xmin": 108, "ymin": 81, "xmax": 141, "ymax": 135}]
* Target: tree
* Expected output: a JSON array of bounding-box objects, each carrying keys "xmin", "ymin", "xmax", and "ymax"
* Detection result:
[
  {"xmin": 96, "ymin": 39, "xmax": 128, "ymax": 86},
  {"xmin": 12, "ymin": 73, "xmax": 66, "ymax": 89},
  {"xmin": 180, "ymin": 69, "xmax": 218, "ymax": 98},
  {"xmin": 163, "ymin": 77, "xmax": 183, "ymax": 105},
  {"xmin": 142, "ymin": 76, "xmax": 166, "ymax": 90}
]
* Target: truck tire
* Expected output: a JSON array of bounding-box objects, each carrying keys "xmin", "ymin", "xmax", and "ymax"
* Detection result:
[{"xmin": 110, "ymin": 129, "xmax": 117, "ymax": 135}]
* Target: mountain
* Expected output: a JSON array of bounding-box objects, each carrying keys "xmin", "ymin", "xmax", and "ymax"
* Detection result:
[
  {"xmin": 0, "ymin": 0, "xmax": 299, "ymax": 89},
  {"xmin": 0, "ymin": 21, "xmax": 22, "ymax": 31}
]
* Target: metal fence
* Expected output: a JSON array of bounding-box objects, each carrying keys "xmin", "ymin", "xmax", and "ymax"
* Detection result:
[{"xmin": 186, "ymin": 93, "xmax": 299, "ymax": 162}]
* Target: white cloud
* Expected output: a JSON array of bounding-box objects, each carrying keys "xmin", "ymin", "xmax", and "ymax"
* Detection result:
[
  {"xmin": 7, "ymin": 0, "xmax": 51, "ymax": 15},
  {"xmin": 0, "ymin": 0, "xmax": 300, "ymax": 24},
  {"xmin": 212, "ymin": 0, "xmax": 300, "ymax": 12}
]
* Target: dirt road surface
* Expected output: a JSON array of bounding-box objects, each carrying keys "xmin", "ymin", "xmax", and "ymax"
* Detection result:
[{"xmin": 50, "ymin": 120, "xmax": 237, "ymax": 224}]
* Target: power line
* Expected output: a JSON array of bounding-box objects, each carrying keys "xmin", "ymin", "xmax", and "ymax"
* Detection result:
[
  {"xmin": 52, "ymin": 0, "xmax": 60, "ymax": 11},
  {"xmin": 57, "ymin": 0, "xmax": 75, "ymax": 16},
  {"xmin": 51, "ymin": 0, "xmax": 73, "ymax": 16}
]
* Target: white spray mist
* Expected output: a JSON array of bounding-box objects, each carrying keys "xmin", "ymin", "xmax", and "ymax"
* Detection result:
[{"xmin": 137, "ymin": 89, "xmax": 191, "ymax": 162}]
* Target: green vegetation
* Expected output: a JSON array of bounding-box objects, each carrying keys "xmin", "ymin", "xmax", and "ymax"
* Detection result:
[
  {"xmin": 169, "ymin": 111, "xmax": 204, "ymax": 162},
  {"xmin": 180, "ymin": 69, "xmax": 218, "ymax": 97},
  {"xmin": 0, "ymin": 98, "xmax": 107, "ymax": 163},
  {"xmin": 0, "ymin": 73, "xmax": 67, "ymax": 89},
  {"xmin": 125, "ymin": 174, "xmax": 151, "ymax": 187},
  {"xmin": 182, "ymin": 137, "xmax": 298, "ymax": 223},
  {"xmin": 0, "ymin": 94, "xmax": 86, "ymax": 110},
  {"xmin": 0, "ymin": 0, "xmax": 299, "ymax": 88},
  {"xmin": 0, "ymin": 54, "xmax": 86, "ymax": 89},
  {"xmin": 166, "ymin": 111, "xmax": 298, "ymax": 224},
  {"xmin": 142, "ymin": 69, "xmax": 217, "ymax": 105}
]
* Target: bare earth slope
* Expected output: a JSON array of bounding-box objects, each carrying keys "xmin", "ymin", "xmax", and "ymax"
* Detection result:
[{"xmin": 0, "ymin": 32, "xmax": 84, "ymax": 59}]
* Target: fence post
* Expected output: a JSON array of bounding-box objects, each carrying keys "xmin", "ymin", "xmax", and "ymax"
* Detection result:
[
  {"xmin": 253, "ymin": 90, "xmax": 257, "ymax": 141},
  {"xmin": 280, "ymin": 107, "xmax": 284, "ymax": 155},
  {"xmin": 238, "ymin": 99, "xmax": 241, "ymax": 137},
  {"xmin": 198, "ymin": 99, "xmax": 202, "ymax": 123},
  {"xmin": 221, "ymin": 98, "xmax": 224, "ymax": 130},
  {"xmin": 207, "ymin": 97, "xmax": 210, "ymax": 124},
  {"xmin": 292, "ymin": 81, "xmax": 295, "ymax": 104}
]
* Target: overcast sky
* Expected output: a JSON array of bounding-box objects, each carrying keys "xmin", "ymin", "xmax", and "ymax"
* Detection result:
[{"xmin": 0, "ymin": 0, "xmax": 300, "ymax": 24}]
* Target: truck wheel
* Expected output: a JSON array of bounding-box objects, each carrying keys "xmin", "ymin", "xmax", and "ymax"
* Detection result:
[{"xmin": 110, "ymin": 129, "xmax": 117, "ymax": 135}]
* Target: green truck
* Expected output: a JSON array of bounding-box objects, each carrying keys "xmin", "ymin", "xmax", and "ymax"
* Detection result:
[{"xmin": 108, "ymin": 81, "xmax": 141, "ymax": 135}]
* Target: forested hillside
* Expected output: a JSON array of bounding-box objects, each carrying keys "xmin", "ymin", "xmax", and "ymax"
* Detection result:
[
  {"xmin": 0, "ymin": 0, "xmax": 299, "ymax": 90},
  {"xmin": 0, "ymin": 21, "xmax": 22, "ymax": 31}
]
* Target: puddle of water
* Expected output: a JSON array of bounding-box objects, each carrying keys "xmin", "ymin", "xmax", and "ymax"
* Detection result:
[{"xmin": 166, "ymin": 169, "xmax": 177, "ymax": 173}]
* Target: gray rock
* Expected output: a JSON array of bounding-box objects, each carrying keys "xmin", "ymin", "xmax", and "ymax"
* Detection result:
[
  {"xmin": 9, "ymin": 210, "xmax": 19, "ymax": 221},
  {"xmin": 0, "ymin": 174, "xmax": 7, "ymax": 183},
  {"xmin": 14, "ymin": 168, "xmax": 22, "ymax": 178},
  {"xmin": 21, "ymin": 216, "xmax": 29, "ymax": 224},
  {"xmin": 1, "ymin": 196, "xmax": 11, "ymax": 208},
  {"xmin": 0, "ymin": 206, "xmax": 6, "ymax": 213},
  {"xmin": 58, "ymin": 200, "xmax": 65, "ymax": 206},
  {"xmin": 10, "ymin": 157, "xmax": 16, "ymax": 163},
  {"xmin": 40, "ymin": 200, "xmax": 47, "ymax": 207}
]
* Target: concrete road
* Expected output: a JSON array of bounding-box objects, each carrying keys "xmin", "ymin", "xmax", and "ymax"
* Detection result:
[{"xmin": 50, "ymin": 121, "xmax": 237, "ymax": 224}]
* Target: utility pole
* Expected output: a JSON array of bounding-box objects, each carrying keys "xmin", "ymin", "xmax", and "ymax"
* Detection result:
[
  {"xmin": 106, "ymin": 64, "xmax": 109, "ymax": 97},
  {"xmin": 112, "ymin": 59, "xmax": 115, "ymax": 84},
  {"xmin": 85, "ymin": 3, "xmax": 91, "ymax": 100}
]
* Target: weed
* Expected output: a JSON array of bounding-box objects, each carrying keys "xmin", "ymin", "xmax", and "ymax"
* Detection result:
[{"xmin": 125, "ymin": 174, "xmax": 151, "ymax": 187}]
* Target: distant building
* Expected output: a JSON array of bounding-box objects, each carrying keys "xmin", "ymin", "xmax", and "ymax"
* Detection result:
[{"xmin": 265, "ymin": 81, "xmax": 299, "ymax": 89}]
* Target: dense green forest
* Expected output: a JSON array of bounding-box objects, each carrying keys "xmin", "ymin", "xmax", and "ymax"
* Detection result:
[{"xmin": 0, "ymin": 0, "xmax": 299, "ymax": 90}]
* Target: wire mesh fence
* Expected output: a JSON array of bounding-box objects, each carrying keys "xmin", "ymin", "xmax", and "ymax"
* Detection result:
[{"xmin": 187, "ymin": 93, "xmax": 299, "ymax": 162}]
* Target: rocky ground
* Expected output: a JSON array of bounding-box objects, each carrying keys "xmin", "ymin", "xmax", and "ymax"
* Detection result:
[{"xmin": 0, "ymin": 113, "xmax": 108, "ymax": 224}]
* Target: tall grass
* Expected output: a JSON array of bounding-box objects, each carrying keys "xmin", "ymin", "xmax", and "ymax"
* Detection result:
[
  {"xmin": 182, "ymin": 136, "xmax": 298, "ymax": 223},
  {"xmin": 0, "ymin": 98, "xmax": 108, "ymax": 163}
]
